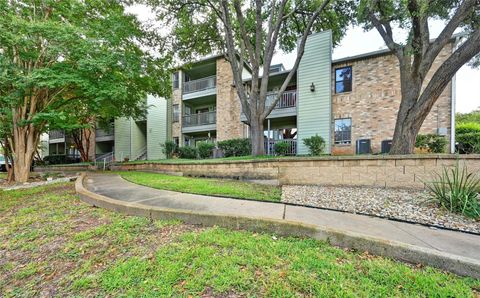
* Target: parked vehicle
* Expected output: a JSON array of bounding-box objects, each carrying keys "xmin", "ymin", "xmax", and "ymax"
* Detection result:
[
  {"xmin": 0, "ymin": 154, "xmax": 13, "ymax": 172},
  {"xmin": 0, "ymin": 155, "xmax": 7, "ymax": 172}
]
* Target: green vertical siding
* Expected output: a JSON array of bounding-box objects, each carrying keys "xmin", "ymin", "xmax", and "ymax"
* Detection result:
[
  {"xmin": 131, "ymin": 119, "xmax": 147, "ymax": 160},
  {"xmin": 114, "ymin": 117, "xmax": 132, "ymax": 161},
  {"xmin": 147, "ymin": 95, "xmax": 168, "ymax": 159},
  {"xmin": 297, "ymin": 30, "xmax": 332, "ymax": 154}
]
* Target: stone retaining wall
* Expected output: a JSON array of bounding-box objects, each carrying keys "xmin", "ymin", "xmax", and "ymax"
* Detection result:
[
  {"xmin": 111, "ymin": 154, "xmax": 480, "ymax": 189},
  {"xmin": 34, "ymin": 164, "xmax": 97, "ymax": 172}
]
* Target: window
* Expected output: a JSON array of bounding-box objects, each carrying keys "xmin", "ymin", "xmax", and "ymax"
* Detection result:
[
  {"xmin": 334, "ymin": 118, "xmax": 352, "ymax": 145},
  {"xmin": 173, "ymin": 72, "xmax": 179, "ymax": 89},
  {"xmin": 173, "ymin": 104, "xmax": 179, "ymax": 122},
  {"xmin": 335, "ymin": 66, "xmax": 352, "ymax": 93}
]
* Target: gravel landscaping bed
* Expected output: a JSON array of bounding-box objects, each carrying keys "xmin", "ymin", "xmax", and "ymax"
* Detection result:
[{"xmin": 282, "ymin": 185, "xmax": 480, "ymax": 234}]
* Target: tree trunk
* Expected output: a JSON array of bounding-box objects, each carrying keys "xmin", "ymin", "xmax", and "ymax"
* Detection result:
[
  {"xmin": 390, "ymin": 88, "xmax": 424, "ymax": 155},
  {"xmin": 13, "ymin": 128, "xmax": 39, "ymax": 183},
  {"xmin": 389, "ymin": 120, "xmax": 419, "ymax": 154},
  {"xmin": 250, "ymin": 118, "xmax": 265, "ymax": 156}
]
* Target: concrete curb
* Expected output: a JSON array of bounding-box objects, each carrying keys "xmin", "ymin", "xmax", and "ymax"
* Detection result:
[{"xmin": 75, "ymin": 173, "xmax": 480, "ymax": 278}]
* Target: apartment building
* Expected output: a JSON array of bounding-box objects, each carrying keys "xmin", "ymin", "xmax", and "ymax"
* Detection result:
[
  {"xmin": 169, "ymin": 30, "xmax": 454, "ymax": 155},
  {"xmin": 44, "ymin": 95, "xmax": 168, "ymax": 161},
  {"xmin": 43, "ymin": 30, "xmax": 453, "ymax": 160}
]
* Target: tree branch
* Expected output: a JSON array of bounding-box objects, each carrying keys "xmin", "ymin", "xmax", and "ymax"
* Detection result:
[{"xmin": 263, "ymin": 0, "xmax": 331, "ymax": 118}]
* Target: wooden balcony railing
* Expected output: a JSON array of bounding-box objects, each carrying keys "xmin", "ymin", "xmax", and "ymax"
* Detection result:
[
  {"xmin": 96, "ymin": 127, "xmax": 114, "ymax": 138},
  {"xmin": 266, "ymin": 90, "xmax": 297, "ymax": 109},
  {"xmin": 182, "ymin": 111, "xmax": 216, "ymax": 127},
  {"xmin": 48, "ymin": 130, "xmax": 65, "ymax": 139},
  {"xmin": 183, "ymin": 75, "xmax": 216, "ymax": 94}
]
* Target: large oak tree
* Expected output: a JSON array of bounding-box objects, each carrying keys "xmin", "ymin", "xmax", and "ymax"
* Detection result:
[
  {"xmin": 148, "ymin": 0, "xmax": 353, "ymax": 155},
  {"xmin": 358, "ymin": 0, "xmax": 480, "ymax": 154},
  {"xmin": 0, "ymin": 0, "xmax": 170, "ymax": 182}
]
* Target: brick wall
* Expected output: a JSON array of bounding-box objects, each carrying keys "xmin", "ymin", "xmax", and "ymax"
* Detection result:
[
  {"xmin": 112, "ymin": 155, "xmax": 480, "ymax": 189},
  {"xmin": 215, "ymin": 58, "xmax": 246, "ymax": 141},
  {"xmin": 331, "ymin": 45, "xmax": 453, "ymax": 155},
  {"xmin": 171, "ymin": 81, "xmax": 182, "ymax": 144}
]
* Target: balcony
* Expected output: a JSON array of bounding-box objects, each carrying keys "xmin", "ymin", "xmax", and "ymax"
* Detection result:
[
  {"xmin": 240, "ymin": 90, "xmax": 297, "ymax": 122},
  {"xmin": 96, "ymin": 127, "xmax": 114, "ymax": 142},
  {"xmin": 182, "ymin": 111, "xmax": 216, "ymax": 133},
  {"xmin": 266, "ymin": 90, "xmax": 297, "ymax": 109},
  {"xmin": 48, "ymin": 130, "xmax": 65, "ymax": 143},
  {"xmin": 183, "ymin": 76, "xmax": 217, "ymax": 100}
]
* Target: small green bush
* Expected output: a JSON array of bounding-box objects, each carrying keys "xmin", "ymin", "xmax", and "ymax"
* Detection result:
[
  {"xmin": 456, "ymin": 122, "xmax": 480, "ymax": 154},
  {"xmin": 43, "ymin": 155, "xmax": 76, "ymax": 165},
  {"xmin": 274, "ymin": 141, "xmax": 290, "ymax": 156},
  {"xmin": 178, "ymin": 146, "xmax": 198, "ymax": 159},
  {"xmin": 197, "ymin": 142, "xmax": 215, "ymax": 159},
  {"xmin": 303, "ymin": 135, "xmax": 325, "ymax": 156},
  {"xmin": 415, "ymin": 134, "xmax": 447, "ymax": 153},
  {"xmin": 426, "ymin": 164, "xmax": 480, "ymax": 219},
  {"xmin": 161, "ymin": 140, "xmax": 177, "ymax": 159},
  {"xmin": 217, "ymin": 138, "xmax": 251, "ymax": 157}
]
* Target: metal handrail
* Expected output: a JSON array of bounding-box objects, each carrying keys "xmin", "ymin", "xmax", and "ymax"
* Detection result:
[
  {"xmin": 264, "ymin": 139, "xmax": 297, "ymax": 156},
  {"xmin": 183, "ymin": 75, "xmax": 216, "ymax": 94},
  {"xmin": 132, "ymin": 146, "xmax": 147, "ymax": 161},
  {"xmin": 182, "ymin": 111, "xmax": 216, "ymax": 127},
  {"xmin": 94, "ymin": 152, "xmax": 115, "ymax": 170}
]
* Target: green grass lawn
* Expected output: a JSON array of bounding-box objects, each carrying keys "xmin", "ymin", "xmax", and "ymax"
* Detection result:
[
  {"xmin": 1, "ymin": 184, "xmax": 480, "ymax": 296},
  {"xmin": 118, "ymin": 171, "xmax": 282, "ymax": 202},
  {"xmin": 0, "ymin": 172, "xmax": 6, "ymax": 179},
  {"xmin": 1, "ymin": 185, "xmax": 480, "ymax": 297}
]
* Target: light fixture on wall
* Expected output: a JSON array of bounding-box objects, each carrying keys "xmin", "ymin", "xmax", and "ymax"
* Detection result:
[{"xmin": 310, "ymin": 82, "xmax": 315, "ymax": 92}]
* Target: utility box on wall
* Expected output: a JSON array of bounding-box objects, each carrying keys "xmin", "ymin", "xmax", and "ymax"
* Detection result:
[
  {"xmin": 381, "ymin": 139, "xmax": 393, "ymax": 154},
  {"xmin": 356, "ymin": 139, "xmax": 371, "ymax": 154}
]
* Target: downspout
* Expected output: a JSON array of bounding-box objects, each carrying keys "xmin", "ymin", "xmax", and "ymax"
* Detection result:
[{"xmin": 450, "ymin": 36, "xmax": 461, "ymax": 154}]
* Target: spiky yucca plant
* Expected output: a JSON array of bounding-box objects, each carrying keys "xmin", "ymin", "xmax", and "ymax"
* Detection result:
[{"xmin": 426, "ymin": 165, "xmax": 480, "ymax": 219}]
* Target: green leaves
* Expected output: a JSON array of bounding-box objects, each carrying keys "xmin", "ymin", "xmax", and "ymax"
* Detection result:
[{"xmin": 0, "ymin": 0, "xmax": 172, "ymax": 131}]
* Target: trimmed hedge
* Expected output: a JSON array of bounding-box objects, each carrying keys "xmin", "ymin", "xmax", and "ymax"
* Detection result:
[
  {"xmin": 178, "ymin": 147, "xmax": 198, "ymax": 159},
  {"xmin": 456, "ymin": 122, "xmax": 480, "ymax": 154},
  {"xmin": 197, "ymin": 142, "xmax": 215, "ymax": 159},
  {"xmin": 217, "ymin": 138, "xmax": 251, "ymax": 157},
  {"xmin": 274, "ymin": 141, "xmax": 290, "ymax": 156},
  {"xmin": 43, "ymin": 155, "xmax": 77, "ymax": 165},
  {"xmin": 303, "ymin": 135, "xmax": 325, "ymax": 156},
  {"xmin": 415, "ymin": 134, "xmax": 447, "ymax": 153},
  {"xmin": 162, "ymin": 141, "xmax": 177, "ymax": 159}
]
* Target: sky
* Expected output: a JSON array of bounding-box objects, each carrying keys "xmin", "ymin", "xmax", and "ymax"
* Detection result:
[
  {"xmin": 129, "ymin": 5, "xmax": 480, "ymax": 114},
  {"xmin": 273, "ymin": 23, "xmax": 480, "ymax": 114}
]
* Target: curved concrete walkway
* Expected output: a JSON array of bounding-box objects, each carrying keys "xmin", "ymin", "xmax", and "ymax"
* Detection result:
[{"xmin": 81, "ymin": 173, "xmax": 480, "ymax": 278}]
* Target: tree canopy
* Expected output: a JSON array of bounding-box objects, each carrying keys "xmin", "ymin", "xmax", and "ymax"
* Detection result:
[
  {"xmin": 147, "ymin": 0, "xmax": 353, "ymax": 155},
  {"xmin": 0, "ymin": 0, "xmax": 171, "ymax": 181},
  {"xmin": 356, "ymin": 0, "xmax": 480, "ymax": 154}
]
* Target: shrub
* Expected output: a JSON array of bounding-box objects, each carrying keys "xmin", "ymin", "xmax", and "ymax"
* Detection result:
[
  {"xmin": 217, "ymin": 138, "xmax": 251, "ymax": 157},
  {"xmin": 303, "ymin": 135, "xmax": 325, "ymax": 156},
  {"xmin": 274, "ymin": 141, "xmax": 290, "ymax": 156},
  {"xmin": 178, "ymin": 146, "xmax": 198, "ymax": 159},
  {"xmin": 456, "ymin": 122, "xmax": 480, "ymax": 134},
  {"xmin": 197, "ymin": 142, "xmax": 215, "ymax": 159},
  {"xmin": 456, "ymin": 122, "xmax": 480, "ymax": 154},
  {"xmin": 415, "ymin": 134, "xmax": 447, "ymax": 153},
  {"xmin": 162, "ymin": 140, "xmax": 177, "ymax": 159},
  {"xmin": 43, "ymin": 155, "xmax": 76, "ymax": 165},
  {"xmin": 426, "ymin": 164, "xmax": 480, "ymax": 219}
]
